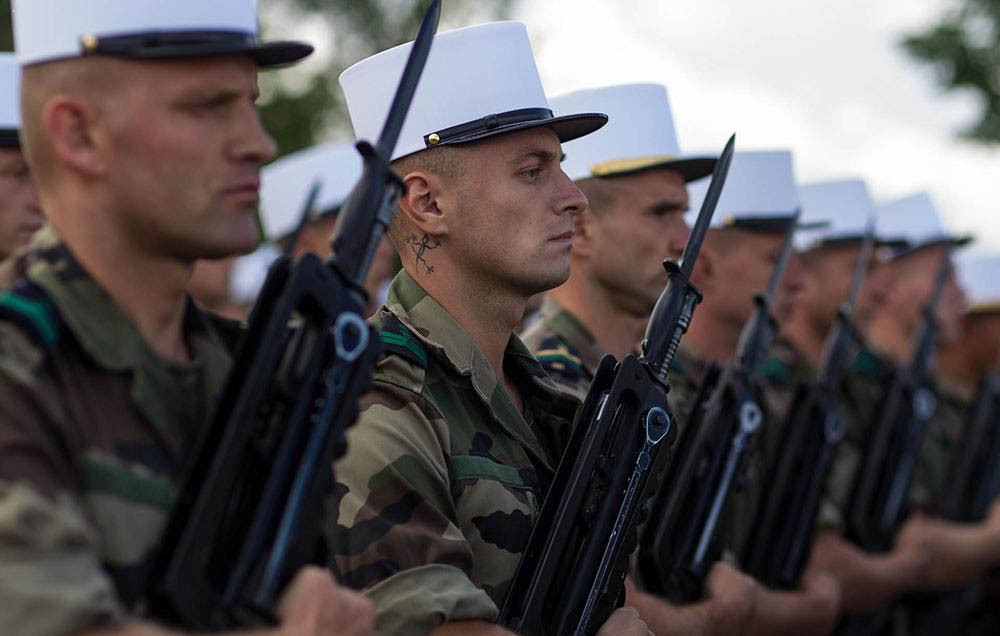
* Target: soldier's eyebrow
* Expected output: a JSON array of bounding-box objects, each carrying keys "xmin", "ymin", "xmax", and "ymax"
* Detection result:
[
  {"xmin": 510, "ymin": 147, "xmax": 560, "ymax": 166},
  {"xmin": 649, "ymin": 197, "xmax": 688, "ymax": 215}
]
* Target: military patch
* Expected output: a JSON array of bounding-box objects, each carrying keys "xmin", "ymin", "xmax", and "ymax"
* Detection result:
[
  {"xmin": 379, "ymin": 314, "xmax": 428, "ymax": 368},
  {"xmin": 761, "ymin": 355, "xmax": 792, "ymax": 386},
  {"xmin": 534, "ymin": 339, "xmax": 584, "ymax": 382},
  {"xmin": 0, "ymin": 281, "xmax": 63, "ymax": 349},
  {"xmin": 851, "ymin": 348, "xmax": 885, "ymax": 379}
]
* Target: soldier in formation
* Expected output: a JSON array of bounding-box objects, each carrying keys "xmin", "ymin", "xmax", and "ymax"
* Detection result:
[{"xmin": 1, "ymin": 3, "xmax": 1000, "ymax": 636}]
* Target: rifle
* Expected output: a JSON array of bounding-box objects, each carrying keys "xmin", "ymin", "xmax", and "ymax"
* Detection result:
[
  {"xmin": 638, "ymin": 211, "xmax": 799, "ymax": 603},
  {"xmin": 742, "ymin": 222, "xmax": 876, "ymax": 589},
  {"xmin": 836, "ymin": 247, "xmax": 951, "ymax": 636},
  {"xmin": 909, "ymin": 356, "xmax": 1000, "ymax": 636},
  {"xmin": 144, "ymin": 2, "xmax": 441, "ymax": 628},
  {"xmin": 498, "ymin": 134, "xmax": 736, "ymax": 636},
  {"xmin": 844, "ymin": 247, "xmax": 951, "ymax": 553}
]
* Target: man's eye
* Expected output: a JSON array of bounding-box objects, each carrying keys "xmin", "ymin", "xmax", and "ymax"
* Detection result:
[{"xmin": 520, "ymin": 167, "xmax": 542, "ymax": 180}]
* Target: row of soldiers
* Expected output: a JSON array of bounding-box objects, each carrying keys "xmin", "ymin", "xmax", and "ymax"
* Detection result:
[{"xmin": 0, "ymin": 2, "xmax": 999, "ymax": 636}]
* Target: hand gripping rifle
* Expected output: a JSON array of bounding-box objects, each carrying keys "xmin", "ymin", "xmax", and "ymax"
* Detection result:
[
  {"xmin": 909, "ymin": 355, "xmax": 1000, "ymax": 636},
  {"xmin": 145, "ymin": 2, "xmax": 441, "ymax": 628},
  {"xmin": 742, "ymin": 222, "xmax": 876, "ymax": 589},
  {"xmin": 498, "ymin": 135, "xmax": 735, "ymax": 636},
  {"xmin": 638, "ymin": 211, "xmax": 799, "ymax": 603},
  {"xmin": 844, "ymin": 246, "xmax": 951, "ymax": 555}
]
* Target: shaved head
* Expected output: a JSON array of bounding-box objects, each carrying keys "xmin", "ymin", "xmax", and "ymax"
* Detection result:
[{"xmin": 19, "ymin": 57, "xmax": 127, "ymax": 186}]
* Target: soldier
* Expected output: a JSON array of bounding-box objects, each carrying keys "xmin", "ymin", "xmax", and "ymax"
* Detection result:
[
  {"xmin": 257, "ymin": 140, "xmax": 397, "ymax": 315},
  {"xmin": 760, "ymin": 179, "xmax": 930, "ymax": 615},
  {"xmin": 937, "ymin": 253, "xmax": 1000, "ymax": 396},
  {"xmin": 331, "ymin": 21, "xmax": 651, "ymax": 636},
  {"xmin": 670, "ymin": 150, "xmax": 842, "ymax": 635},
  {"xmin": 520, "ymin": 82, "xmax": 758, "ymax": 634},
  {"xmin": 0, "ymin": 53, "xmax": 44, "ymax": 260},
  {"xmin": 863, "ymin": 194, "xmax": 1000, "ymax": 593},
  {"xmin": 0, "ymin": 2, "xmax": 373, "ymax": 635}
]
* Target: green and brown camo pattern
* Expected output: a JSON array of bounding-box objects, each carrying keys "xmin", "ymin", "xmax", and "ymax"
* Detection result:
[
  {"xmin": 519, "ymin": 296, "xmax": 606, "ymax": 403},
  {"xmin": 0, "ymin": 227, "xmax": 233, "ymax": 636},
  {"xmin": 330, "ymin": 271, "xmax": 579, "ymax": 635}
]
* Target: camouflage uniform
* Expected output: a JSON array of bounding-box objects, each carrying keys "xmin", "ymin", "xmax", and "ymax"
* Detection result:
[
  {"xmin": 820, "ymin": 345, "xmax": 895, "ymax": 532},
  {"xmin": 0, "ymin": 227, "xmax": 235, "ymax": 635},
  {"xmin": 518, "ymin": 296, "xmax": 604, "ymax": 402},
  {"xmin": 332, "ymin": 271, "xmax": 579, "ymax": 636},
  {"xmin": 911, "ymin": 377, "xmax": 970, "ymax": 512}
]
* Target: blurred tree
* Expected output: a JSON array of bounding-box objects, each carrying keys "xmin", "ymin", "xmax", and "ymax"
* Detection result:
[
  {"xmin": 0, "ymin": 1, "xmax": 11, "ymax": 51},
  {"xmin": 260, "ymin": 0, "xmax": 514, "ymax": 157},
  {"xmin": 902, "ymin": 0, "xmax": 1000, "ymax": 142}
]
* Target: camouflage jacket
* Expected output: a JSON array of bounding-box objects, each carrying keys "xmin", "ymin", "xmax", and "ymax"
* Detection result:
[
  {"xmin": 0, "ymin": 227, "xmax": 234, "ymax": 635},
  {"xmin": 332, "ymin": 271, "xmax": 579, "ymax": 635},
  {"xmin": 913, "ymin": 377, "xmax": 969, "ymax": 512},
  {"xmin": 518, "ymin": 296, "xmax": 604, "ymax": 402}
]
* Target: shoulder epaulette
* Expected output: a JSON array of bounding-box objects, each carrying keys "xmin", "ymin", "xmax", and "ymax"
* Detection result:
[
  {"xmin": 379, "ymin": 314, "xmax": 428, "ymax": 368},
  {"xmin": 533, "ymin": 337, "xmax": 585, "ymax": 383},
  {"xmin": 761, "ymin": 355, "xmax": 792, "ymax": 386},
  {"xmin": 0, "ymin": 281, "xmax": 63, "ymax": 349}
]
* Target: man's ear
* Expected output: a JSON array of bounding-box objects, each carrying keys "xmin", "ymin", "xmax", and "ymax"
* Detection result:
[
  {"xmin": 691, "ymin": 242, "xmax": 716, "ymax": 292},
  {"xmin": 41, "ymin": 96, "xmax": 106, "ymax": 178},
  {"xmin": 397, "ymin": 170, "xmax": 448, "ymax": 238}
]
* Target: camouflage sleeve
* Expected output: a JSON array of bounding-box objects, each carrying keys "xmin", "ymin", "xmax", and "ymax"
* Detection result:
[
  {"xmin": 911, "ymin": 395, "xmax": 965, "ymax": 511},
  {"xmin": 333, "ymin": 378, "xmax": 496, "ymax": 635},
  {"xmin": 0, "ymin": 323, "xmax": 123, "ymax": 636}
]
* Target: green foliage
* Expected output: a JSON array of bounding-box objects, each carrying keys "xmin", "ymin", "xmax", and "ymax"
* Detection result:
[
  {"xmin": 260, "ymin": 0, "xmax": 514, "ymax": 157},
  {"xmin": 0, "ymin": 1, "xmax": 11, "ymax": 52},
  {"xmin": 902, "ymin": 0, "xmax": 1000, "ymax": 142}
]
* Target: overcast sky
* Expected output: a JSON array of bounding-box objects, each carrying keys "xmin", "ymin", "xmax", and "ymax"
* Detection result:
[{"xmin": 513, "ymin": 0, "xmax": 1000, "ymax": 255}]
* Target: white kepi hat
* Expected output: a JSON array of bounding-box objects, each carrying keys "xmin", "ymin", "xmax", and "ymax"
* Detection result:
[
  {"xmin": 259, "ymin": 142, "xmax": 364, "ymax": 242},
  {"xmin": 688, "ymin": 150, "xmax": 800, "ymax": 230},
  {"xmin": 13, "ymin": 0, "xmax": 312, "ymax": 68},
  {"xmin": 875, "ymin": 192, "xmax": 972, "ymax": 257},
  {"xmin": 340, "ymin": 21, "xmax": 607, "ymax": 161},
  {"xmin": 794, "ymin": 178, "xmax": 875, "ymax": 251},
  {"xmin": 956, "ymin": 253, "xmax": 1000, "ymax": 314},
  {"xmin": 0, "ymin": 54, "xmax": 20, "ymax": 147},
  {"xmin": 549, "ymin": 83, "xmax": 715, "ymax": 183}
]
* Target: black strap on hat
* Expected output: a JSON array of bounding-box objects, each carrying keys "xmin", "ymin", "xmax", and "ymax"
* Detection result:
[
  {"xmin": 0, "ymin": 129, "xmax": 19, "ymax": 148},
  {"xmin": 423, "ymin": 107, "xmax": 554, "ymax": 147},
  {"xmin": 81, "ymin": 30, "xmax": 259, "ymax": 57}
]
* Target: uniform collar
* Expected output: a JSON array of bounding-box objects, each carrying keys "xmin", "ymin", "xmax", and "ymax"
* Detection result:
[
  {"xmin": 383, "ymin": 270, "xmax": 575, "ymax": 405},
  {"xmin": 20, "ymin": 226, "xmax": 232, "ymax": 447}
]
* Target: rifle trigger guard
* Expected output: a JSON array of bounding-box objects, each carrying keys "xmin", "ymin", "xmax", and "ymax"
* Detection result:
[
  {"xmin": 739, "ymin": 401, "xmax": 762, "ymax": 435},
  {"xmin": 333, "ymin": 312, "xmax": 369, "ymax": 362}
]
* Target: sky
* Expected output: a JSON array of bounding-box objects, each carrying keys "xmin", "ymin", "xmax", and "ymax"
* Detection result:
[{"xmin": 513, "ymin": 0, "xmax": 1000, "ymax": 255}]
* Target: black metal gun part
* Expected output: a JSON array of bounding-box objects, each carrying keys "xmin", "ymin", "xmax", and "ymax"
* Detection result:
[{"xmin": 639, "ymin": 211, "xmax": 800, "ymax": 603}]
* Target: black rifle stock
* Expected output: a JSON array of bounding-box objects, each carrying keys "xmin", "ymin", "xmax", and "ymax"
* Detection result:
[
  {"xmin": 638, "ymin": 211, "xmax": 800, "ymax": 603},
  {"xmin": 742, "ymin": 223, "xmax": 875, "ymax": 588},
  {"xmin": 497, "ymin": 135, "xmax": 735, "ymax": 636},
  {"xmin": 144, "ymin": 3, "xmax": 441, "ymax": 628},
  {"xmin": 845, "ymin": 247, "xmax": 951, "ymax": 553},
  {"xmin": 909, "ymin": 359, "xmax": 1000, "ymax": 635},
  {"xmin": 836, "ymin": 248, "xmax": 951, "ymax": 636}
]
